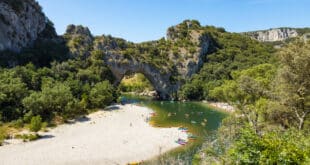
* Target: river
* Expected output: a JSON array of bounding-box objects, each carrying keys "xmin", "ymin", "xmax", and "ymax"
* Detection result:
[{"xmin": 122, "ymin": 94, "xmax": 228, "ymax": 162}]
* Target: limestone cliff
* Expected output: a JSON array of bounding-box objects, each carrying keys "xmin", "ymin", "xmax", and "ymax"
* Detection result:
[
  {"xmin": 64, "ymin": 25, "xmax": 94, "ymax": 58},
  {"xmin": 0, "ymin": 0, "xmax": 48, "ymax": 52},
  {"xmin": 244, "ymin": 28, "xmax": 298, "ymax": 42}
]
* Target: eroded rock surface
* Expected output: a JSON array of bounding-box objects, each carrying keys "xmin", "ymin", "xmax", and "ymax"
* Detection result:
[
  {"xmin": 0, "ymin": 0, "xmax": 47, "ymax": 52},
  {"xmin": 244, "ymin": 28, "xmax": 298, "ymax": 42}
]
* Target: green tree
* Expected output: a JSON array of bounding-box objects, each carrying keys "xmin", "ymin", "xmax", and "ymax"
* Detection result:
[
  {"xmin": 0, "ymin": 70, "xmax": 29, "ymax": 121},
  {"xmin": 22, "ymin": 82, "xmax": 75, "ymax": 120},
  {"xmin": 89, "ymin": 81, "xmax": 116, "ymax": 108},
  {"xmin": 274, "ymin": 40, "xmax": 310, "ymax": 130},
  {"xmin": 210, "ymin": 64, "xmax": 277, "ymax": 133},
  {"xmin": 229, "ymin": 128, "xmax": 310, "ymax": 164},
  {"xmin": 179, "ymin": 79, "xmax": 204, "ymax": 100}
]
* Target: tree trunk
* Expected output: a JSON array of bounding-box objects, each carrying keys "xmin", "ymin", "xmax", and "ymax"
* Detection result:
[{"xmin": 298, "ymin": 119, "xmax": 304, "ymax": 130}]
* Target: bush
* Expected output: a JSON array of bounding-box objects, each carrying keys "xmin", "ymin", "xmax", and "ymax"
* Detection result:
[
  {"xmin": 228, "ymin": 128, "xmax": 310, "ymax": 164},
  {"xmin": 10, "ymin": 119, "xmax": 24, "ymax": 128},
  {"xmin": 29, "ymin": 116, "xmax": 42, "ymax": 132},
  {"xmin": 0, "ymin": 127, "xmax": 7, "ymax": 146},
  {"xmin": 179, "ymin": 79, "xmax": 204, "ymax": 100},
  {"xmin": 15, "ymin": 133, "xmax": 39, "ymax": 142},
  {"xmin": 89, "ymin": 81, "xmax": 116, "ymax": 108},
  {"xmin": 22, "ymin": 82, "xmax": 75, "ymax": 120}
]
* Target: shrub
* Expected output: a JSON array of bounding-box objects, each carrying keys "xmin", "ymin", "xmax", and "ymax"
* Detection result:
[
  {"xmin": 22, "ymin": 82, "xmax": 75, "ymax": 120},
  {"xmin": 29, "ymin": 116, "xmax": 42, "ymax": 132},
  {"xmin": 89, "ymin": 81, "xmax": 116, "ymax": 108},
  {"xmin": 15, "ymin": 133, "xmax": 39, "ymax": 142},
  {"xmin": 0, "ymin": 127, "xmax": 7, "ymax": 146},
  {"xmin": 10, "ymin": 119, "xmax": 24, "ymax": 128}
]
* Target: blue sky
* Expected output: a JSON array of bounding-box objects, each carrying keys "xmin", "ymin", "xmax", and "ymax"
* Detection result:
[{"xmin": 37, "ymin": 0, "xmax": 310, "ymax": 43}]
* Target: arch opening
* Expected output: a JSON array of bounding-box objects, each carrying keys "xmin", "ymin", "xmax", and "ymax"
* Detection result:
[{"xmin": 118, "ymin": 72, "xmax": 158, "ymax": 98}]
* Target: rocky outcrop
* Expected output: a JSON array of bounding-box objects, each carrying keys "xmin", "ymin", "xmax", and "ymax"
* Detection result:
[
  {"xmin": 303, "ymin": 33, "xmax": 310, "ymax": 41},
  {"xmin": 104, "ymin": 53, "xmax": 173, "ymax": 99},
  {"xmin": 64, "ymin": 25, "xmax": 94, "ymax": 58},
  {"xmin": 0, "ymin": 0, "xmax": 47, "ymax": 52},
  {"xmin": 92, "ymin": 20, "xmax": 211, "ymax": 99},
  {"xmin": 244, "ymin": 28, "xmax": 298, "ymax": 42},
  {"xmin": 1, "ymin": 4, "xmax": 209, "ymax": 100}
]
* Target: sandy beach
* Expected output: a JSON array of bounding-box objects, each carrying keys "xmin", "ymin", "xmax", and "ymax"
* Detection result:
[{"xmin": 0, "ymin": 104, "xmax": 188, "ymax": 165}]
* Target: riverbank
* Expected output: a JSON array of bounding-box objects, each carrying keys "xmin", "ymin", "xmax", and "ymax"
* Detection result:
[
  {"xmin": 203, "ymin": 101, "xmax": 235, "ymax": 113},
  {"xmin": 0, "ymin": 104, "xmax": 187, "ymax": 165}
]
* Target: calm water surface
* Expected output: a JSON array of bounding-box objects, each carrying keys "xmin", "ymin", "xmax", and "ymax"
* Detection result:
[{"xmin": 123, "ymin": 94, "xmax": 228, "ymax": 155}]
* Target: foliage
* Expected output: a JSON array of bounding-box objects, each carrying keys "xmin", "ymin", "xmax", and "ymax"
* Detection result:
[
  {"xmin": 0, "ymin": 39, "xmax": 69, "ymax": 67},
  {"xmin": 179, "ymin": 27, "xmax": 275, "ymax": 100},
  {"xmin": 22, "ymin": 82, "xmax": 76, "ymax": 120},
  {"xmin": 89, "ymin": 81, "xmax": 116, "ymax": 108},
  {"xmin": 179, "ymin": 79, "xmax": 204, "ymax": 100},
  {"xmin": 119, "ymin": 73, "xmax": 154, "ymax": 93},
  {"xmin": 0, "ymin": 70, "xmax": 29, "ymax": 121},
  {"xmin": 198, "ymin": 40, "xmax": 310, "ymax": 164},
  {"xmin": 0, "ymin": 127, "xmax": 8, "ymax": 146},
  {"xmin": 15, "ymin": 133, "xmax": 39, "ymax": 142},
  {"xmin": 29, "ymin": 116, "xmax": 42, "ymax": 132},
  {"xmin": 271, "ymin": 40, "xmax": 310, "ymax": 130},
  {"xmin": 228, "ymin": 128, "xmax": 310, "ymax": 164}
]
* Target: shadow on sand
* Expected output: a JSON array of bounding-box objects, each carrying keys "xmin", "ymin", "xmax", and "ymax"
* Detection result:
[
  {"xmin": 104, "ymin": 105, "xmax": 121, "ymax": 111},
  {"xmin": 38, "ymin": 134, "xmax": 55, "ymax": 140}
]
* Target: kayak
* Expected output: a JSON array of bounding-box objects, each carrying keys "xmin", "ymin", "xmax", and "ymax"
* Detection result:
[
  {"xmin": 188, "ymin": 135, "xmax": 198, "ymax": 140},
  {"xmin": 178, "ymin": 127, "xmax": 188, "ymax": 131},
  {"xmin": 191, "ymin": 121, "xmax": 197, "ymax": 124}
]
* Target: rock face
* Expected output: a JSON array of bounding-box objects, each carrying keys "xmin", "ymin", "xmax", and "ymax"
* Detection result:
[
  {"xmin": 92, "ymin": 34, "xmax": 177, "ymax": 99},
  {"xmin": 66, "ymin": 21, "xmax": 210, "ymax": 99},
  {"xmin": 0, "ymin": 0, "xmax": 47, "ymax": 52},
  {"xmin": 244, "ymin": 28, "xmax": 298, "ymax": 42},
  {"xmin": 64, "ymin": 25, "xmax": 93, "ymax": 58},
  {"xmin": 104, "ymin": 54, "xmax": 173, "ymax": 99}
]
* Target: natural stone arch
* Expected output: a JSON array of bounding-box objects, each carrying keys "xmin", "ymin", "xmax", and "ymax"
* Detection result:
[
  {"xmin": 88, "ymin": 21, "xmax": 211, "ymax": 100},
  {"xmin": 104, "ymin": 54, "xmax": 175, "ymax": 99}
]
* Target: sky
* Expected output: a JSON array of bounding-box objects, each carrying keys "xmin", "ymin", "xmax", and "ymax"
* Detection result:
[{"xmin": 37, "ymin": 0, "xmax": 310, "ymax": 43}]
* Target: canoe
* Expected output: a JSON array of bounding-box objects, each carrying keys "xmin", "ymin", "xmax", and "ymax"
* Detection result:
[{"xmin": 178, "ymin": 127, "xmax": 188, "ymax": 130}]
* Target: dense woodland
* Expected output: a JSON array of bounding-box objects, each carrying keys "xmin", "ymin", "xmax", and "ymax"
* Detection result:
[
  {"xmin": 0, "ymin": 19, "xmax": 309, "ymax": 164},
  {"xmin": 192, "ymin": 39, "xmax": 310, "ymax": 164}
]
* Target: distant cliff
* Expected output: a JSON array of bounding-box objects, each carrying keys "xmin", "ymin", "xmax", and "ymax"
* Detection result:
[
  {"xmin": 243, "ymin": 28, "xmax": 310, "ymax": 42},
  {"xmin": 0, "ymin": 0, "xmax": 48, "ymax": 52}
]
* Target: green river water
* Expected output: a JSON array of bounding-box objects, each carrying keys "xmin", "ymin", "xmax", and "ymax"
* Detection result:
[{"xmin": 122, "ymin": 94, "xmax": 228, "ymax": 161}]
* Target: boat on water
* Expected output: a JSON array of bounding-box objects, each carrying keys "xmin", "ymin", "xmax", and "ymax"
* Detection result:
[
  {"xmin": 178, "ymin": 127, "xmax": 188, "ymax": 131},
  {"xmin": 187, "ymin": 133, "xmax": 198, "ymax": 140},
  {"xmin": 175, "ymin": 138, "xmax": 187, "ymax": 145}
]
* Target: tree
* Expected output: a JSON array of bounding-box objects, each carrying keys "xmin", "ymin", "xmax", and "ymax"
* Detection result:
[
  {"xmin": 89, "ymin": 81, "xmax": 116, "ymax": 108},
  {"xmin": 274, "ymin": 40, "xmax": 310, "ymax": 130},
  {"xmin": 179, "ymin": 79, "xmax": 204, "ymax": 100},
  {"xmin": 228, "ymin": 128, "xmax": 310, "ymax": 164},
  {"xmin": 210, "ymin": 64, "xmax": 277, "ymax": 133},
  {"xmin": 0, "ymin": 70, "xmax": 29, "ymax": 121},
  {"xmin": 22, "ymin": 82, "xmax": 75, "ymax": 120}
]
